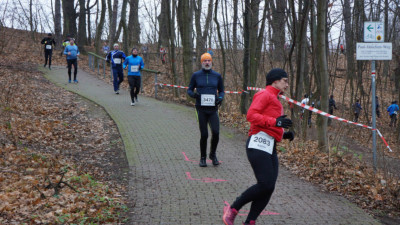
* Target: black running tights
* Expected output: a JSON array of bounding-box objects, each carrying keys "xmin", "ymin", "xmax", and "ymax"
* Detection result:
[{"xmin": 231, "ymin": 138, "xmax": 279, "ymax": 223}]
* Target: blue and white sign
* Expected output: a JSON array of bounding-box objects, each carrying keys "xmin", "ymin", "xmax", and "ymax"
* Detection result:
[{"xmin": 364, "ymin": 22, "xmax": 384, "ymax": 42}]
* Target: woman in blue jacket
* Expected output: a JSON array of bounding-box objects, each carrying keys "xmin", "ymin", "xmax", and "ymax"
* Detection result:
[
  {"xmin": 63, "ymin": 39, "xmax": 80, "ymax": 83},
  {"xmin": 187, "ymin": 53, "xmax": 225, "ymax": 167},
  {"xmin": 123, "ymin": 47, "xmax": 144, "ymax": 106}
]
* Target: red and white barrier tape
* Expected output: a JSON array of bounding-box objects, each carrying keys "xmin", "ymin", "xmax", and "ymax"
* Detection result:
[
  {"xmin": 246, "ymin": 87, "xmax": 392, "ymax": 152},
  {"xmin": 155, "ymin": 83, "xmax": 243, "ymax": 94},
  {"xmin": 153, "ymin": 83, "xmax": 392, "ymax": 151}
]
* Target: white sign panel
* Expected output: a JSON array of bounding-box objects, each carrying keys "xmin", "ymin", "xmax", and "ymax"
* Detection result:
[
  {"xmin": 364, "ymin": 22, "xmax": 384, "ymax": 42},
  {"xmin": 356, "ymin": 43, "xmax": 392, "ymax": 60}
]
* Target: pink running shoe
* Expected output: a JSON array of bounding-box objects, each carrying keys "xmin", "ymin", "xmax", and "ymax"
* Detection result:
[
  {"xmin": 223, "ymin": 205, "xmax": 238, "ymax": 225},
  {"xmin": 243, "ymin": 221, "xmax": 256, "ymax": 225}
]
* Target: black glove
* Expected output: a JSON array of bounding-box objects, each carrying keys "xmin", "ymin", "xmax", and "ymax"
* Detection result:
[
  {"xmin": 193, "ymin": 93, "xmax": 200, "ymax": 99},
  {"xmin": 276, "ymin": 115, "xmax": 292, "ymax": 128},
  {"xmin": 283, "ymin": 131, "xmax": 295, "ymax": 141},
  {"xmin": 216, "ymin": 97, "xmax": 223, "ymax": 106}
]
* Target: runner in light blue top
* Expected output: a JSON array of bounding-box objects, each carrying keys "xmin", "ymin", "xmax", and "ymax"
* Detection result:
[{"xmin": 123, "ymin": 47, "xmax": 144, "ymax": 105}]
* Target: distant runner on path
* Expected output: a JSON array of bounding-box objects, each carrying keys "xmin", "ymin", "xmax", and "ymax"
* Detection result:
[
  {"xmin": 187, "ymin": 53, "xmax": 225, "ymax": 167},
  {"xmin": 63, "ymin": 38, "xmax": 80, "ymax": 83},
  {"xmin": 223, "ymin": 68, "xmax": 294, "ymax": 225},
  {"xmin": 41, "ymin": 33, "xmax": 56, "ymax": 70},
  {"xmin": 106, "ymin": 43, "xmax": 126, "ymax": 94},
  {"xmin": 123, "ymin": 47, "xmax": 144, "ymax": 106}
]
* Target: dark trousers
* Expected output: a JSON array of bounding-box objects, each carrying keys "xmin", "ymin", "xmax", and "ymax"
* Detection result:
[
  {"xmin": 196, "ymin": 107, "xmax": 220, "ymax": 158},
  {"xmin": 112, "ymin": 67, "xmax": 124, "ymax": 91},
  {"xmin": 390, "ymin": 114, "xmax": 397, "ymax": 127},
  {"xmin": 231, "ymin": 138, "xmax": 279, "ymax": 223},
  {"xmin": 67, "ymin": 59, "xmax": 78, "ymax": 80},
  {"xmin": 328, "ymin": 108, "xmax": 334, "ymax": 125},
  {"xmin": 354, "ymin": 113, "xmax": 360, "ymax": 122},
  {"xmin": 44, "ymin": 50, "xmax": 52, "ymax": 67},
  {"xmin": 128, "ymin": 76, "xmax": 141, "ymax": 102}
]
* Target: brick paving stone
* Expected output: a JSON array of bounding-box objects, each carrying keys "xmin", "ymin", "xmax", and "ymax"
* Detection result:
[{"xmin": 43, "ymin": 66, "xmax": 381, "ymax": 225}]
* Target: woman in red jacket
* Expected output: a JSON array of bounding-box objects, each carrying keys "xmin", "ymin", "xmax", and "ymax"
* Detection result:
[{"xmin": 223, "ymin": 68, "xmax": 294, "ymax": 225}]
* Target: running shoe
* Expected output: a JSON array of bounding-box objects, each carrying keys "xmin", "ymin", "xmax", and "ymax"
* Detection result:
[
  {"xmin": 68, "ymin": 80, "xmax": 71, "ymax": 83},
  {"xmin": 135, "ymin": 96, "xmax": 139, "ymax": 103},
  {"xmin": 199, "ymin": 157, "xmax": 207, "ymax": 167},
  {"xmin": 74, "ymin": 80, "xmax": 79, "ymax": 83},
  {"xmin": 130, "ymin": 102, "xmax": 135, "ymax": 106},
  {"xmin": 209, "ymin": 154, "xmax": 220, "ymax": 166},
  {"xmin": 243, "ymin": 221, "xmax": 256, "ymax": 225},
  {"xmin": 222, "ymin": 205, "xmax": 238, "ymax": 225},
  {"xmin": 115, "ymin": 90, "xmax": 119, "ymax": 94}
]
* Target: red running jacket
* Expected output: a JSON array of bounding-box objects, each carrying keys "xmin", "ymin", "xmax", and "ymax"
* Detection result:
[{"xmin": 247, "ymin": 85, "xmax": 284, "ymax": 142}]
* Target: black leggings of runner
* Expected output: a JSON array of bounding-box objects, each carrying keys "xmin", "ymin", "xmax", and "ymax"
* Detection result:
[
  {"xmin": 390, "ymin": 114, "xmax": 397, "ymax": 127},
  {"xmin": 231, "ymin": 138, "xmax": 279, "ymax": 223},
  {"xmin": 196, "ymin": 108, "xmax": 219, "ymax": 158},
  {"xmin": 44, "ymin": 50, "xmax": 52, "ymax": 67},
  {"xmin": 128, "ymin": 76, "xmax": 141, "ymax": 102},
  {"xmin": 67, "ymin": 59, "xmax": 78, "ymax": 80}
]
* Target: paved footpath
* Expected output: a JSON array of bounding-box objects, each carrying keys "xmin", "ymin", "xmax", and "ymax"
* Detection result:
[{"xmin": 43, "ymin": 66, "xmax": 381, "ymax": 225}]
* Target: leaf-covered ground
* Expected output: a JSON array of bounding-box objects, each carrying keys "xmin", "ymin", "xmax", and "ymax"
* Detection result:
[{"xmin": 0, "ymin": 29, "xmax": 132, "ymax": 224}]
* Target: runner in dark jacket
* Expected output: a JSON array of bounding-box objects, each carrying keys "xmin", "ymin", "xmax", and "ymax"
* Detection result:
[
  {"xmin": 106, "ymin": 43, "xmax": 126, "ymax": 94},
  {"xmin": 187, "ymin": 53, "xmax": 225, "ymax": 167},
  {"xmin": 41, "ymin": 33, "xmax": 56, "ymax": 70},
  {"xmin": 223, "ymin": 68, "xmax": 294, "ymax": 225}
]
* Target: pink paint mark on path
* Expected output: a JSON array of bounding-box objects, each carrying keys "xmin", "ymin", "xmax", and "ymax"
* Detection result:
[
  {"xmin": 182, "ymin": 152, "xmax": 222, "ymax": 163},
  {"xmin": 186, "ymin": 172, "xmax": 227, "ymax": 183},
  {"xmin": 224, "ymin": 201, "xmax": 280, "ymax": 216}
]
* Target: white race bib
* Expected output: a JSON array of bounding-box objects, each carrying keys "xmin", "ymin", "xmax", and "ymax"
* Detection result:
[
  {"xmin": 113, "ymin": 58, "xmax": 121, "ymax": 64},
  {"xmin": 248, "ymin": 131, "xmax": 274, "ymax": 154},
  {"xmin": 46, "ymin": 45, "xmax": 52, "ymax": 50},
  {"xmin": 131, "ymin": 65, "xmax": 139, "ymax": 72},
  {"xmin": 394, "ymin": 111, "xmax": 398, "ymax": 115},
  {"xmin": 201, "ymin": 94, "xmax": 215, "ymax": 106}
]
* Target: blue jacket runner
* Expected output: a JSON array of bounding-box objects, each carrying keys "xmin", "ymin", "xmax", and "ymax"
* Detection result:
[
  {"xmin": 123, "ymin": 55, "xmax": 144, "ymax": 76},
  {"xmin": 63, "ymin": 45, "xmax": 80, "ymax": 60},
  {"xmin": 387, "ymin": 104, "xmax": 399, "ymax": 116}
]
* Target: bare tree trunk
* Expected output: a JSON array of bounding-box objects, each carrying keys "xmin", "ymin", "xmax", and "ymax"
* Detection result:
[
  {"xmin": 240, "ymin": 0, "xmax": 252, "ymax": 114},
  {"xmin": 54, "ymin": 0, "xmax": 62, "ymax": 48},
  {"xmin": 29, "ymin": 0, "xmax": 34, "ymax": 40},
  {"xmin": 177, "ymin": 0, "xmax": 193, "ymax": 84},
  {"xmin": 293, "ymin": 0, "xmax": 310, "ymax": 140},
  {"xmin": 270, "ymin": 0, "xmax": 286, "ymax": 63},
  {"xmin": 195, "ymin": 0, "xmax": 213, "ymax": 67},
  {"xmin": 316, "ymin": 0, "xmax": 329, "ymax": 152},
  {"xmin": 94, "ymin": 0, "xmax": 106, "ymax": 55},
  {"xmin": 214, "ymin": 0, "xmax": 225, "ymax": 80},
  {"xmin": 62, "ymin": 0, "xmax": 77, "ymax": 37},
  {"xmin": 168, "ymin": 0, "xmax": 179, "ymax": 97},
  {"xmin": 119, "ymin": 0, "xmax": 129, "ymax": 53},
  {"xmin": 158, "ymin": 0, "xmax": 170, "ymax": 48},
  {"xmin": 343, "ymin": 0, "xmax": 355, "ymax": 111},
  {"xmin": 77, "ymin": 0, "xmax": 88, "ymax": 52},
  {"xmin": 108, "ymin": 0, "xmax": 118, "ymax": 47},
  {"xmin": 232, "ymin": 0, "xmax": 238, "ymax": 51},
  {"xmin": 128, "ymin": 0, "xmax": 140, "ymax": 46}
]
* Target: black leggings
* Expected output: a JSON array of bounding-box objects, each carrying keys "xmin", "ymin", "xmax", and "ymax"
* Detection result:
[
  {"xmin": 67, "ymin": 59, "xmax": 78, "ymax": 80},
  {"xmin": 196, "ymin": 108, "xmax": 219, "ymax": 158},
  {"xmin": 231, "ymin": 137, "xmax": 279, "ymax": 223},
  {"xmin": 44, "ymin": 50, "xmax": 52, "ymax": 67},
  {"xmin": 128, "ymin": 76, "xmax": 141, "ymax": 102}
]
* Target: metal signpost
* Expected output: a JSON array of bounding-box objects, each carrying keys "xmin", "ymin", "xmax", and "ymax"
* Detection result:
[{"xmin": 357, "ymin": 22, "xmax": 392, "ymax": 172}]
